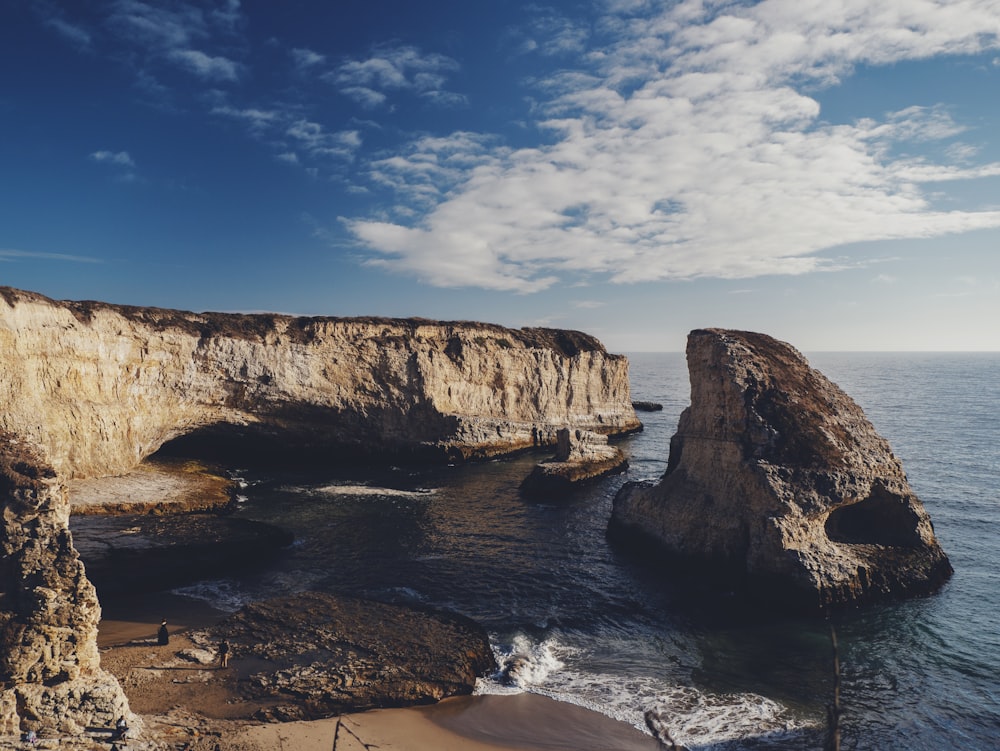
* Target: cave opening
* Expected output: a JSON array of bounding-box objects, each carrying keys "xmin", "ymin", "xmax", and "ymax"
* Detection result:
[{"xmin": 824, "ymin": 487, "xmax": 923, "ymax": 547}]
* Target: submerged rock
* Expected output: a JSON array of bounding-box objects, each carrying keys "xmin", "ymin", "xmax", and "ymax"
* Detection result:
[
  {"xmin": 199, "ymin": 591, "xmax": 496, "ymax": 719},
  {"xmin": 610, "ymin": 329, "xmax": 952, "ymax": 612},
  {"xmin": 72, "ymin": 514, "xmax": 293, "ymax": 596},
  {"xmin": 521, "ymin": 427, "xmax": 627, "ymax": 498}
]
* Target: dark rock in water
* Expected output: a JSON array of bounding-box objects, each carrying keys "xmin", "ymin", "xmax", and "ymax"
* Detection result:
[
  {"xmin": 72, "ymin": 514, "xmax": 293, "ymax": 596},
  {"xmin": 521, "ymin": 427, "xmax": 627, "ymax": 498},
  {"xmin": 610, "ymin": 328, "xmax": 953, "ymax": 612},
  {"xmin": 632, "ymin": 400, "xmax": 663, "ymax": 412},
  {"xmin": 198, "ymin": 591, "xmax": 496, "ymax": 719}
]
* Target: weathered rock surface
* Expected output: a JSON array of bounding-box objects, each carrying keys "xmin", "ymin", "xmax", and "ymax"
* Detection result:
[
  {"xmin": 611, "ymin": 329, "xmax": 952, "ymax": 612},
  {"xmin": 196, "ymin": 591, "xmax": 496, "ymax": 720},
  {"xmin": 632, "ymin": 400, "xmax": 663, "ymax": 412},
  {"xmin": 0, "ymin": 435, "xmax": 132, "ymax": 735},
  {"xmin": 68, "ymin": 458, "xmax": 233, "ymax": 516},
  {"xmin": 71, "ymin": 514, "xmax": 293, "ymax": 596},
  {"xmin": 0, "ymin": 285, "xmax": 636, "ymax": 736},
  {"xmin": 0, "ymin": 286, "xmax": 639, "ymax": 479},
  {"xmin": 521, "ymin": 428, "xmax": 627, "ymax": 498}
]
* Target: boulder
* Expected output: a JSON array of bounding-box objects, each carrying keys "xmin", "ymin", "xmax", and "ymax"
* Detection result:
[
  {"xmin": 610, "ymin": 329, "xmax": 952, "ymax": 612},
  {"xmin": 521, "ymin": 428, "xmax": 627, "ymax": 497}
]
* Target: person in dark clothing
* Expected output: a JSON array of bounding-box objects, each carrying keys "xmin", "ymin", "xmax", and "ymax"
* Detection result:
[
  {"xmin": 219, "ymin": 638, "xmax": 231, "ymax": 668},
  {"xmin": 157, "ymin": 618, "xmax": 169, "ymax": 645}
]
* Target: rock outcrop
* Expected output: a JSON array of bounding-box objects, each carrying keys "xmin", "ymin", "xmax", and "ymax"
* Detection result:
[
  {"xmin": 195, "ymin": 591, "xmax": 496, "ymax": 719},
  {"xmin": 611, "ymin": 329, "xmax": 952, "ymax": 612},
  {"xmin": 521, "ymin": 428, "xmax": 627, "ymax": 498},
  {"xmin": 0, "ymin": 435, "xmax": 132, "ymax": 736},
  {"xmin": 0, "ymin": 286, "xmax": 639, "ymax": 479},
  {"xmin": 0, "ymin": 285, "xmax": 638, "ymax": 736}
]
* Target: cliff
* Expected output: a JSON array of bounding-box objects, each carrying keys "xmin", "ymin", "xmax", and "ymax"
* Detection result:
[
  {"xmin": 0, "ymin": 287, "xmax": 639, "ymax": 478},
  {"xmin": 0, "ymin": 285, "xmax": 638, "ymax": 736},
  {"xmin": 611, "ymin": 328, "xmax": 952, "ymax": 612}
]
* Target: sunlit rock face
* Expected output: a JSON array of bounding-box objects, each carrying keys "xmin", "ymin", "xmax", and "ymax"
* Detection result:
[
  {"xmin": 611, "ymin": 328, "xmax": 952, "ymax": 612},
  {"xmin": 0, "ymin": 436, "xmax": 131, "ymax": 735},
  {"xmin": 0, "ymin": 287, "xmax": 639, "ymax": 478},
  {"xmin": 0, "ymin": 285, "xmax": 639, "ymax": 735}
]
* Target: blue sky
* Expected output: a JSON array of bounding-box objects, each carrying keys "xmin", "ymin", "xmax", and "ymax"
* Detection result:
[{"xmin": 3, "ymin": 0, "xmax": 1000, "ymax": 351}]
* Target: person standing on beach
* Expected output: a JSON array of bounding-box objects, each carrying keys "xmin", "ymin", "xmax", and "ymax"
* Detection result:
[
  {"xmin": 219, "ymin": 638, "xmax": 230, "ymax": 668},
  {"xmin": 157, "ymin": 618, "xmax": 169, "ymax": 645}
]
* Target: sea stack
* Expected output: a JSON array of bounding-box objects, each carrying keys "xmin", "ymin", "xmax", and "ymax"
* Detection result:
[
  {"xmin": 611, "ymin": 329, "xmax": 953, "ymax": 612},
  {"xmin": 0, "ymin": 435, "xmax": 132, "ymax": 735}
]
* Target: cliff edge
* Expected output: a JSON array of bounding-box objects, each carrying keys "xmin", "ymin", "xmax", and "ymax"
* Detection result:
[
  {"xmin": 0, "ymin": 286, "xmax": 640, "ymax": 478},
  {"xmin": 611, "ymin": 328, "xmax": 952, "ymax": 612},
  {"xmin": 0, "ymin": 286, "xmax": 639, "ymax": 737}
]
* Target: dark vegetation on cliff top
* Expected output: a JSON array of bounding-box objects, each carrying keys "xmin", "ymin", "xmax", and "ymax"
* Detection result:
[{"xmin": 0, "ymin": 286, "xmax": 605, "ymax": 358}]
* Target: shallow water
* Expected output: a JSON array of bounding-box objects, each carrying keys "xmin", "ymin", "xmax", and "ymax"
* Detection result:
[{"xmin": 164, "ymin": 351, "xmax": 1000, "ymax": 750}]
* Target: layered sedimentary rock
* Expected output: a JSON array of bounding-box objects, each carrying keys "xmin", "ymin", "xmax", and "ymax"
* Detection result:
[
  {"xmin": 0, "ymin": 287, "xmax": 638, "ymax": 478},
  {"xmin": 611, "ymin": 329, "xmax": 952, "ymax": 611},
  {"xmin": 521, "ymin": 427, "xmax": 627, "ymax": 498},
  {"xmin": 0, "ymin": 285, "xmax": 638, "ymax": 735},
  {"xmin": 0, "ymin": 435, "xmax": 132, "ymax": 735}
]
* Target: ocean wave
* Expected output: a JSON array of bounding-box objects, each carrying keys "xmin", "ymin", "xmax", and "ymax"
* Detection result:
[
  {"xmin": 478, "ymin": 631, "xmax": 812, "ymax": 748},
  {"xmin": 282, "ymin": 482, "xmax": 437, "ymax": 499}
]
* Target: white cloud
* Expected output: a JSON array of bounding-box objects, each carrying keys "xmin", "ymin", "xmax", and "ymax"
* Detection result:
[
  {"xmin": 286, "ymin": 120, "xmax": 362, "ymax": 160},
  {"xmin": 348, "ymin": 0, "xmax": 1000, "ymax": 292},
  {"xmin": 46, "ymin": 17, "xmax": 92, "ymax": 49},
  {"xmin": 90, "ymin": 150, "xmax": 135, "ymax": 168},
  {"xmin": 169, "ymin": 49, "xmax": 241, "ymax": 82},
  {"xmin": 291, "ymin": 47, "xmax": 325, "ymax": 69},
  {"xmin": 0, "ymin": 248, "xmax": 102, "ymax": 263},
  {"xmin": 331, "ymin": 45, "xmax": 462, "ymax": 108}
]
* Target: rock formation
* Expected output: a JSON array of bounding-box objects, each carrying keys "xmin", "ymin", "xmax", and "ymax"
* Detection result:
[
  {"xmin": 521, "ymin": 428, "xmax": 627, "ymax": 498},
  {"xmin": 0, "ymin": 434, "xmax": 132, "ymax": 735},
  {"xmin": 194, "ymin": 591, "xmax": 497, "ymax": 719},
  {"xmin": 611, "ymin": 329, "xmax": 952, "ymax": 612},
  {"xmin": 0, "ymin": 286, "xmax": 639, "ymax": 479},
  {"xmin": 0, "ymin": 285, "xmax": 638, "ymax": 736}
]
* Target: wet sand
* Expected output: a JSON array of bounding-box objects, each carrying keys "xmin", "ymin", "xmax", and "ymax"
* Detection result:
[{"xmin": 98, "ymin": 595, "xmax": 663, "ymax": 751}]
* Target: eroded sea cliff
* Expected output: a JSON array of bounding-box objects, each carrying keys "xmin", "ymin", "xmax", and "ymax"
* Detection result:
[{"xmin": 0, "ymin": 286, "xmax": 639, "ymax": 737}]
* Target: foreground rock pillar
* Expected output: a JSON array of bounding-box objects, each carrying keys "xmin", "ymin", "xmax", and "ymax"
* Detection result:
[
  {"xmin": 611, "ymin": 329, "xmax": 953, "ymax": 612},
  {"xmin": 0, "ymin": 434, "xmax": 131, "ymax": 735}
]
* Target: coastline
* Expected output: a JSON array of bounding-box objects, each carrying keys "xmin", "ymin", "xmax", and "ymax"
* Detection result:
[{"xmin": 98, "ymin": 594, "xmax": 662, "ymax": 751}]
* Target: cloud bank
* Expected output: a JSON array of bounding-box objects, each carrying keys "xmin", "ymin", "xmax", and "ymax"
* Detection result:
[{"xmin": 348, "ymin": 0, "xmax": 1000, "ymax": 292}]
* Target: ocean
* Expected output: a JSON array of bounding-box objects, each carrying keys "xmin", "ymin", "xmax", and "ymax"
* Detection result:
[{"xmin": 169, "ymin": 352, "xmax": 1000, "ymax": 750}]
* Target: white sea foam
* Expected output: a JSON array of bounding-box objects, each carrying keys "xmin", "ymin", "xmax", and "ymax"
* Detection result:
[
  {"xmin": 287, "ymin": 483, "xmax": 436, "ymax": 499},
  {"xmin": 478, "ymin": 631, "xmax": 812, "ymax": 748},
  {"xmin": 170, "ymin": 579, "xmax": 253, "ymax": 613}
]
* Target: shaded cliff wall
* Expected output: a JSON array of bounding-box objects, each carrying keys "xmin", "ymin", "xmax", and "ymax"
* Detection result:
[{"xmin": 0, "ymin": 287, "xmax": 639, "ymax": 479}]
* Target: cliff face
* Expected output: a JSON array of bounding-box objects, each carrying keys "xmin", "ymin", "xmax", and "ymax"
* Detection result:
[
  {"xmin": 611, "ymin": 328, "xmax": 952, "ymax": 612},
  {"xmin": 0, "ymin": 286, "xmax": 638, "ymax": 735},
  {"xmin": 0, "ymin": 435, "xmax": 131, "ymax": 735},
  {"xmin": 0, "ymin": 287, "xmax": 639, "ymax": 479}
]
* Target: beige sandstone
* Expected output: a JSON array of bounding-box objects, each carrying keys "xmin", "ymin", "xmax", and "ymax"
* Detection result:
[
  {"xmin": 611, "ymin": 328, "xmax": 952, "ymax": 611},
  {"xmin": 0, "ymin": 286, "xmax": 639, "ymax": 737}
]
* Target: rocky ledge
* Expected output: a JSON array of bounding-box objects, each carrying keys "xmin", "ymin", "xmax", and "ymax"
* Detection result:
[
  {"xmin": 193, "ymin": 591, "xmax": 496, "ymax": 720},
  {"xmin": 610, "ymin": 329, "xmax": 953, "ymax": 612},
  {"xmin": 521, "ymin": 427, "xmax": 627, "ymax": 498}
]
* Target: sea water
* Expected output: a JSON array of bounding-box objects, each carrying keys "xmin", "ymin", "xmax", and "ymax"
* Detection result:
[{"xmin": 171, "ymin": 352, "xmax": 1000, "ymax": 750}]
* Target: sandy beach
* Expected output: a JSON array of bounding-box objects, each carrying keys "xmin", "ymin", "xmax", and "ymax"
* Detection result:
[{"xmin": 97, "ymin": 595, "xmax": 664, "ymax": 751}]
